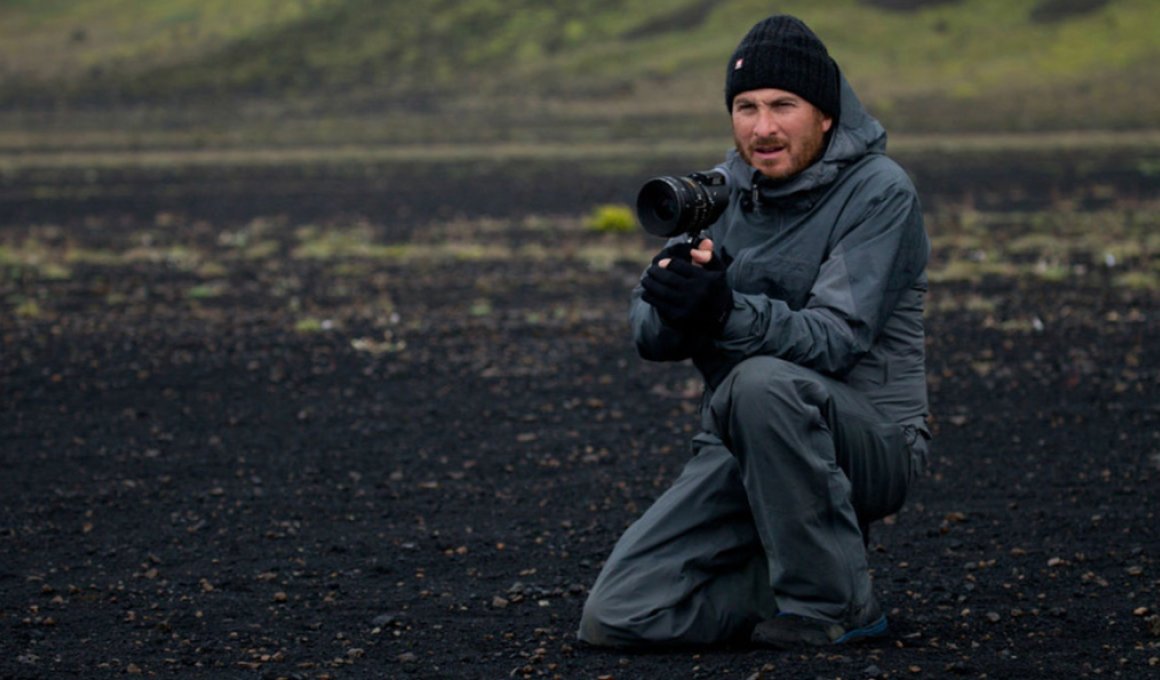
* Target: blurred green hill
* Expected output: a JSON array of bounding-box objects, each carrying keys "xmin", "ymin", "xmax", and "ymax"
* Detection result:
[{"xmin": 1, "ymin": 0, "xmax": 1158, "ymax": 145}]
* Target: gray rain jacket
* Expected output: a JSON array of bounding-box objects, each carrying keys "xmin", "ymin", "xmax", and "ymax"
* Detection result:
[{"xmin": 630, "ymin": 75, "xmax": 930, "ymax": 436}]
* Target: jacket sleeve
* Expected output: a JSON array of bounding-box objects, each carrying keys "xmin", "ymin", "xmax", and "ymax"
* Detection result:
[
  {"xmin": 629, "ymin": 279, "xmax": 708, "ymax": 362},
  {"xmin": 713, "ymin": 182, "xmax": 928, "ymax": 377}
]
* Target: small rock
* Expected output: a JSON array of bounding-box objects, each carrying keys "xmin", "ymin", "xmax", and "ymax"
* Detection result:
[
  {"xmin": 371, "ymin": 613, "xmax": 396, "ymax": 627},
  {"xmin": 492, "ymin": 596, "xmax": 509, "ymax": 609},
  {"xmin": 398, "ymin": 652, "xmax": 417, "ymax": 663},
  {"xmin": 945, "ymin": 661, "xmax": 976, "ymax": 675}
]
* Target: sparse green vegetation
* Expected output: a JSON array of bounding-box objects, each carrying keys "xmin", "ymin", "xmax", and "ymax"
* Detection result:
[
  {"xmin": 586, "ymin": 204, "xmax": 637, "ymax": 234},
  {"xmin": 13, "ymin": 298, "xmax": 42, "ymax": 318},
  {"xmin": 294, "ymin": 316, "xmax": 333, "ymax": 333},
  {"xmin": 925, "ymin": 199, "xmax": 1158, "ymax": 288},
  {"xmin": 291, "ymin": 224, "xmax": 406, "ymax": 260},
  {"xmin": 186, "ymin": 282, "xmax": 227, "ymax": 300},
  {"xmin": 469, "ymin": 299, "xmax": 493, "ymax": 317},
  {"xmin": 2, "ymin": 196, "xmax": 1153, "ymax": 342},
  {"xmin": 1, "ymin": 0, "xmax": 1157, "ymax": 144},
  {"xmin": 1113, "ymin": 270, "xmax": 1160, "ymax": 290}
]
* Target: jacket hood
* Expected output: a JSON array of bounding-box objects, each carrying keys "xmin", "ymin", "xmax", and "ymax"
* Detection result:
[{"xmin": 723, "ymin": 72, "xmax": 887, "ymax": 201}]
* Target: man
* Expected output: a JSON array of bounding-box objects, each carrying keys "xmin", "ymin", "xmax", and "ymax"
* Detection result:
[{"xmin": 578, "ymin": 14, "xmax": 931, "ymax": 649}]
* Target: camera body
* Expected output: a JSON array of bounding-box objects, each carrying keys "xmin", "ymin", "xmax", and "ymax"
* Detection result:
[{"xmin": 635, "ymin": 169, "xmax": 732, "ymax": 239}]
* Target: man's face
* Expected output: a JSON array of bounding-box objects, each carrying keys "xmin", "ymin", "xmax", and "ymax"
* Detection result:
[{"xmin": 731, "ymin": 88, "xmax": 833, "ymax": 180}]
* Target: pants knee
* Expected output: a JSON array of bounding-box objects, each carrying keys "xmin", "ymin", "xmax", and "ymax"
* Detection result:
[
  {"xmin": 723, "ymin": 357, "xmax": 812, "ymax": 402},
  {"xmin": 577, "ymin": 594, "xmax": 633, "ymax": 647},
  {"xmin": 712, "ymin": 357, "xmax": 820, "ymax": 428}
]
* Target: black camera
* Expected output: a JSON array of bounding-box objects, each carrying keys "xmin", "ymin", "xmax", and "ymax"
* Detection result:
[{"xmin": 635, "ymin": 169, "xmax": 732, "ymax": 239}]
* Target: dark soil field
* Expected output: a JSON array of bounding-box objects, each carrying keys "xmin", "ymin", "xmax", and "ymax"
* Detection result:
[{"xmin": 2, "ymin": 155, "xmax": 1158, "ymax": 679}]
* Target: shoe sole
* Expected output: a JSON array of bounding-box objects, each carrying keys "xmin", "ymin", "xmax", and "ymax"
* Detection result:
[
  {"xmin": 832, "ymin": 615, "xmax": 888, "ymax": 644},
  {"xmin": 751, "ymin": 614, "xmax": 889, "ymax": 648}
]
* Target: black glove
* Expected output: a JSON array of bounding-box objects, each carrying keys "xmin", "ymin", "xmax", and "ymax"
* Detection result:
[
  {"xmin": 650, "ymin": 241, "xmax": 696, "ymax": 266},
  {"xmin": 640, "ymin": 257, "xmax": 733, "ymax": 334}
]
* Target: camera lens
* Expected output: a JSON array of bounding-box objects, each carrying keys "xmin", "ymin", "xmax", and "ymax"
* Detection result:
[
  {"xmin": 635, "ymin": 172, "xmax": 731, "ymax": 238},
  {"xmin": 637, "ymin": 177, "xmax": 685, "ymax": 236}
]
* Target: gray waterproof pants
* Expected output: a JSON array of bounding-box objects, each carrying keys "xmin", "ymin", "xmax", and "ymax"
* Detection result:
[{"xmin": 578, "ymin": 357, "xmax": 924, "ymax": 647}]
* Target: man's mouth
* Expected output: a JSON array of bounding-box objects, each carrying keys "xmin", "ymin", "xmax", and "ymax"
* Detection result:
[{"xmin": 753, "ymin": 142, "xmax": 786, "ymax": 158}]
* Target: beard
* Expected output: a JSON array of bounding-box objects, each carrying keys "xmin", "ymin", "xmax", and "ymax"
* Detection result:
[{"xmin": 735, "ymin": 122, "xmax": 830, "ymax": 181}]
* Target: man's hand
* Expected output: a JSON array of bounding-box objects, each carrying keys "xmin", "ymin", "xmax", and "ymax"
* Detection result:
[
  {"xmin": 654, "ymin": 239, "xmax": 721, "ymax": 270},
  {"xmin": 641, "ymin": 239, "xmax": 733, "ymax": 334}
]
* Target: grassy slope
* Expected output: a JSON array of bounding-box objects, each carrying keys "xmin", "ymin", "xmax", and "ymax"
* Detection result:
[{"xmin": 1, "ymin": 0, "xmax": 1159, "ymax": 138}]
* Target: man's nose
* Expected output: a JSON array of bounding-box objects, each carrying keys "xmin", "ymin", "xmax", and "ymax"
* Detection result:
[{"xmin": 753, "ymin": 109, "xmax": 779, "ymax": 137}]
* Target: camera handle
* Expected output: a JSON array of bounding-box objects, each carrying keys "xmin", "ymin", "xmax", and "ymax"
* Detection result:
[{"xmin": 685, "ymin": 230, "xmax": 711, "ymax": 246}]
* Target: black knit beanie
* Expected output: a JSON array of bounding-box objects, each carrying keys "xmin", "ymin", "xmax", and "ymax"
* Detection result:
[{"xmin": 724, "ymin": 15, "xmax": 840, "ymax": 118}]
